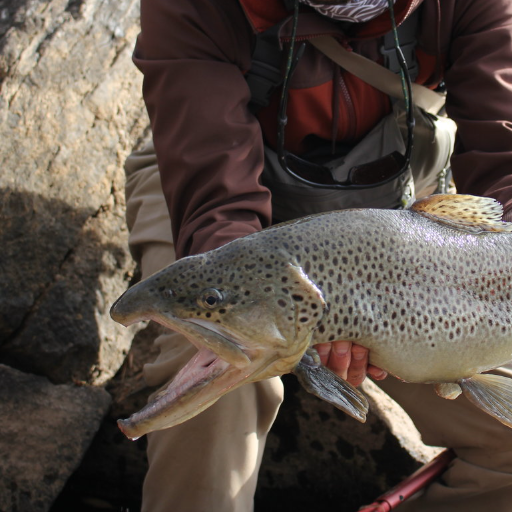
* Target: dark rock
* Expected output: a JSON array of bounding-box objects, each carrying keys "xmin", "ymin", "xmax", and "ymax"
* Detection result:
[
  {"xmin": 0, "ymin": 364, "xmax": 111, "ymax": 512},
  {"xmin": 0, "ymin": 189, "xmax": 139, "ymax": 385}
]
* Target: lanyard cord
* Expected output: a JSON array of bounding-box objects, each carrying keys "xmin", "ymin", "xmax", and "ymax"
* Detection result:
[
  {"xmin": 277, "ymin": 0, "xmax": 305, "ymax": 161},
  {"xmin": 387, "ymin": 0, "xmax": 415, "ymax": 165}
]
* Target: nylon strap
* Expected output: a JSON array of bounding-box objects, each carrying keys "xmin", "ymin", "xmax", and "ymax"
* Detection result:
[{"xmin": 310, "ymin": 35, "xmax": 445, "ymax": 114}]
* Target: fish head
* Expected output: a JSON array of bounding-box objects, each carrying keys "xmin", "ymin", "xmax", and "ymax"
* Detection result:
[{"xmin": 110, "ymin": 239, "xmax": 327, "ymax": 438}]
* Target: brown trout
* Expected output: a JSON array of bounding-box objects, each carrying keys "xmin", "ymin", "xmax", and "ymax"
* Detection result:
[{"xmin": 111, "ymin": 195, "xmax": 512, "ymax": 440}]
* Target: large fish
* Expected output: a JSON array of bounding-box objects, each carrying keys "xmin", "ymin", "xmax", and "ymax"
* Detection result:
[{"xmin": 111, "ymin": 195, "xmax": 512, "ymax": 440}]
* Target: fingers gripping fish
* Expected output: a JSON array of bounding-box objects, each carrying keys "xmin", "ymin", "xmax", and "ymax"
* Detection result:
[{"xmin": 110, "ymin": 195, "xmax": 512, "ymax": 440}]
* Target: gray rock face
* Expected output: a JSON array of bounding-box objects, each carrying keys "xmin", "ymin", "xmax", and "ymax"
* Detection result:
[
  {"xmin": 0, "ymin": 364, "xmax": 111, "ymax": 512},
  {"xmin": 0, "ymin": 0, "xmax": 148, "ymax": 385}
]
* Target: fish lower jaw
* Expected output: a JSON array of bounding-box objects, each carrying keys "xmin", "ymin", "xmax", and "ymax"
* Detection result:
[{"xmin": 118, "ymin": 347, "xmax": 233, "ymax": 440}]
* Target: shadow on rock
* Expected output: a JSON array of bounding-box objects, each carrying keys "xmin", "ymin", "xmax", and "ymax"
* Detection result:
[{"xmin": 0, "ymin": 187, "xmax": 136, "ymax": 385}]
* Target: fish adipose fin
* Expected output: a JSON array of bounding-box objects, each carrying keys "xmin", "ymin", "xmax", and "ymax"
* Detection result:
[
  {"xmin": 293, "ymin": 348, "xmax": 369, "ymax": 423},
  {"xmin": 411, "ymin": 194, "xmax": 512, "ymax": 233},
  {"xmin": 435, "ymin": 382, "xmax": 462, "ymax": 400},
  {"xmin": 459, "ymin": 374, "xmax": 512, "ymax": 428}
]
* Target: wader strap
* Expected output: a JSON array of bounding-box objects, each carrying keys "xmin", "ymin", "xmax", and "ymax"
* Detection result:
[
  {"xmin": 310, "ymin": 36, "xmax": 445, "ymax": 114},
  {"xmin": 246, "ymin": 24, "xmax": 284, "ymax": 112}
]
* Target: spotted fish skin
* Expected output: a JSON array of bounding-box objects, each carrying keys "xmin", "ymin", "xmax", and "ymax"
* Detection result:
[
  {"xmin": 263, "ymin": 208, "xmax": 512, "ymax": 383},
  {"xmin": 111, "ymin": 195, "xmax": 512, "ymax": 438}
]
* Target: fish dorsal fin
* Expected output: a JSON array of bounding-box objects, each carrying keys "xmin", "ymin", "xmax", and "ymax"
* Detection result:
[{"xmin": 411, "ymin": 194, "xmax": 512, "ymax": 233}]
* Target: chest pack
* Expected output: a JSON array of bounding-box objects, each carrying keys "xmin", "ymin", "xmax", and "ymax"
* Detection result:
[{"xmin": 245, "ymin": 8, "xmax": 457, "ymax": 221}]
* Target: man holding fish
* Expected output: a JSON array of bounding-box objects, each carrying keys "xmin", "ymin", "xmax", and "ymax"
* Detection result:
[{"xmin": 119, "ymin": 0, "xmax": 512, "ymax": 510}]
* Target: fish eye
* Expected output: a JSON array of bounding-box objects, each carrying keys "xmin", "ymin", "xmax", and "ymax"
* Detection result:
[{"xmin": 198, "ymin": 288, "xmax": 224, "ymax": 309}]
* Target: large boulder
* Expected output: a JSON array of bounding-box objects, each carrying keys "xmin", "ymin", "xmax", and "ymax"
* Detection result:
[
  {"xmin": 0, "ymin": 0, "xmax": 147, "ymax": 384},
  {"xmin": 0, "ymin": 364, "xmax": 111, "ymax": 512}
]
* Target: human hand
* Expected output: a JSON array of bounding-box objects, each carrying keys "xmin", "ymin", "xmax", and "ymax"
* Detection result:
[{"xmin": 314, "ymin": 341, "xmax": 387, "ymax": 387}]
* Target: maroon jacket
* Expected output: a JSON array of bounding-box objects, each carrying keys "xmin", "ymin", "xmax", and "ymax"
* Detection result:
[{"xmin": 134, "ymin": 0, "xmax": 512, "ymax": 259}]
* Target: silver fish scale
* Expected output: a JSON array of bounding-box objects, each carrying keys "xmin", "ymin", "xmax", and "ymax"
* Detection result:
[{"xmin": 236, "ymin": 209, "xmax": 512, "ymax": 383}]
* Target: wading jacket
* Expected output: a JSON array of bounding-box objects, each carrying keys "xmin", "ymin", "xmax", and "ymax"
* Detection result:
[{"xmin": 134, "ymin": 0, "xmax": 512, "ymax": 259}]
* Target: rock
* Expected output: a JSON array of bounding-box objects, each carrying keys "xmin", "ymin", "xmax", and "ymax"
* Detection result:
[
  {"xmin": 52, "ymin": 322, "xmax": 162, "ymax": 511},
  {"xmin": 0, "ymin": 364, "xmax": 111, "ymax": 512},
  {"xmin": 0, "ymin": 0, "xmax": 149, "ymax": 384},
  {"xmin": 1, "ymin": 187, "xmax": 139, "ymax": 385},
  {"xmin": 362, "ymin": 380, "xmax": 442, "ymax": 464}
]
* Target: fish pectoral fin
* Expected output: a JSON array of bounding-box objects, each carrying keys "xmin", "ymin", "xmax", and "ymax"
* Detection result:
[
  {"xmin": 459, "ymin": 374, "xmax": 512, "ymax": 428},
  {"xmin": 411, "ymin": 194, "xmax": 512, "ymax": 233},
  {"xmin": 293, "ymin": 349, "xmax": 369, "ymax": 423}
]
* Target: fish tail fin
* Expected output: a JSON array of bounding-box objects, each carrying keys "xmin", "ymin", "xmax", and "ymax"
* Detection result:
[
  {"xmin": 459, "ymin": 374, "xmax": 512, "ymax": 428},
  {"xmin": 294, "ymin": 351, "xmax": 369, "ymax": 423}
]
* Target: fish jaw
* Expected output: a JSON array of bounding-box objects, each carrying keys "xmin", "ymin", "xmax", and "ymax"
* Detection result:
[
  {"xmin": 110, "ymin": 245, "xmax": 328, "ymax": 439},
  {"xmin": 118, "ymin": 346, "xmax": 244, "ymax": 440},
  {"xmin": 116, "ymin": 318, "xmax": 306, "ymax": 439}
]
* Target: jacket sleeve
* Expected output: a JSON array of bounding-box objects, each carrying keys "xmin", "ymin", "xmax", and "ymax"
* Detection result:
[
  {"xmin": 445, "ymin": 0, "xmax": 512, "ymax": 221},
  {"xmin": 134, "ymin": 0, "xmax": 272, "ymax": 259}
]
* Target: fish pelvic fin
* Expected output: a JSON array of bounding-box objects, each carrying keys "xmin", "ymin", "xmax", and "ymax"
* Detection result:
[
  {"xmin": 411, "ymin": 194, "xmax": 512, "ymax": 233},
  {"xmin": 459, "ymin": 374, "xmax": 512, "ymax": 428},
  {"xmin": 293, "ymin": 348, "xmax": 369, "ymax": 423}
]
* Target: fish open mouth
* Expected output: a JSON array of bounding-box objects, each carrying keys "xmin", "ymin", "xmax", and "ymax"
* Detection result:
[
  {"xmin": 154, "ymin": 346, "xmax": 231, "ymax": 403},
  {"xmin": 116, "ymin": 314, "xmax": 261, "ymax": 440}
]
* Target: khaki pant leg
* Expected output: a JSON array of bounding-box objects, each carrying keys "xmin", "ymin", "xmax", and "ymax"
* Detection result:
[
  {"xmin": 376, "ymin": 373, "xmax": 512, "ymax": 512},
  {"xmin": 142, "ymin": 332, "xmax": 283, "ymax": 512},
  {"xmin": 124, "ymin": 142, "xmax": 284, "ymax": 512},
  {"xmin": 124, "ymin": 139, "xmax": 176, "ymax": 279}
]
